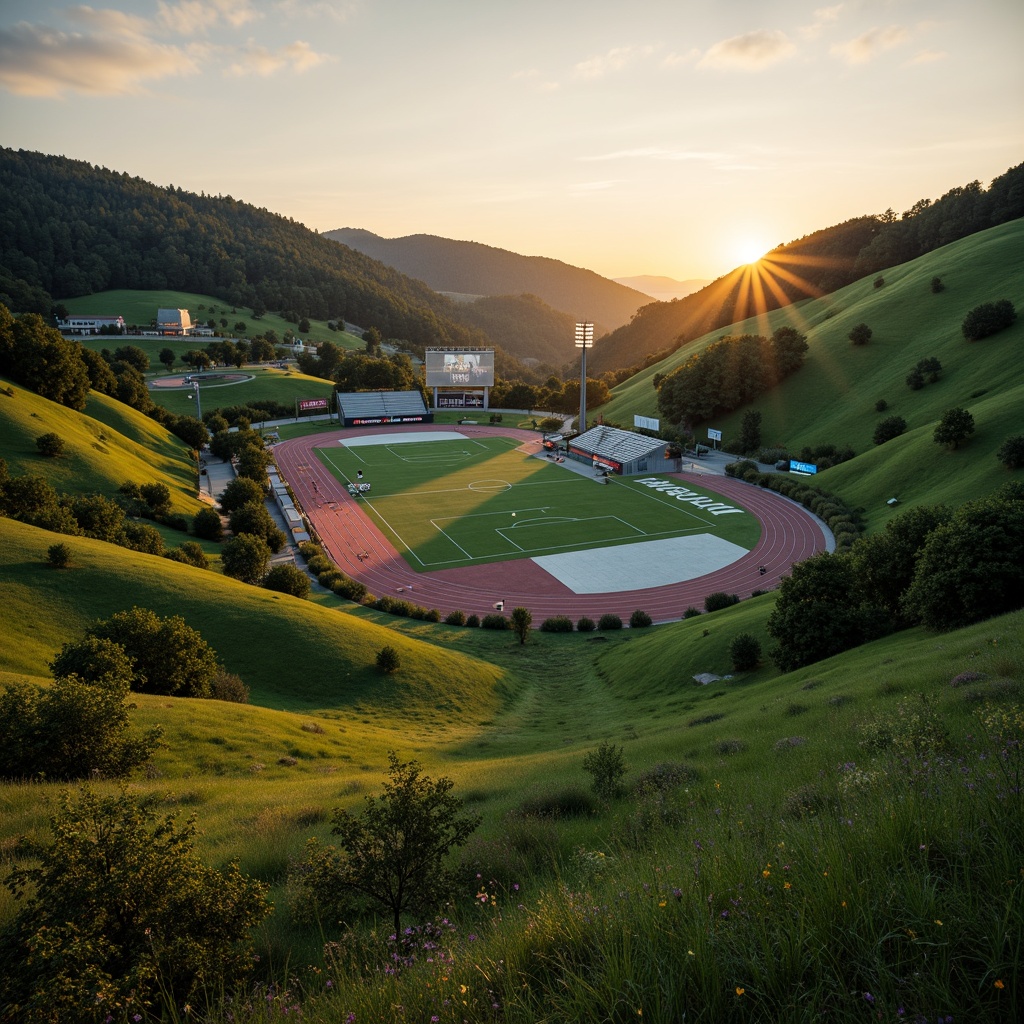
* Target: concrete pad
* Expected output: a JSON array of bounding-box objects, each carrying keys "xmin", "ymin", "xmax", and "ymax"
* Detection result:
[
  {"xmin": 335, "ymin": 432, "xmax": 469, "ymax": 447},
  {"xmin": 532, "ymin": 534, "xmax": 748, "ymax": 594}
]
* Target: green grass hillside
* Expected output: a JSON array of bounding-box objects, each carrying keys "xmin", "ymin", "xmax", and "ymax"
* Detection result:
[
  {"xmin": 602, "ymin": 220, "xmax": 1024, "ymax": 524},
  {"xmin": 1, "ymin": 379, "xmax": 203, "ymax": 514}
]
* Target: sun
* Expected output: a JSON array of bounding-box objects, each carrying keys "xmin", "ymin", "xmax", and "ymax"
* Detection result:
[{"xmin": 734, "ymin": 238, "xmax": 771, "ymax": 266}]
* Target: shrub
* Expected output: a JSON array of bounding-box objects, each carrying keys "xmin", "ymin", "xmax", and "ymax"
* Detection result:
[
  {"xmin": 996, "ymin": 434, "xmax": 1024, "ymax": 470},
  {"xmin": 682, "ymin": 606, "xmax": 701, "ymax": 618},
  {"xmin": 597, "ymin": 613, "xmax": 623, "ymax": 631},
  {"xmin": 873, "ymin": 415, "xmax": 907, "ymax": 445},
  {"xmin": 0, "ymin": 788, "xmax": 270, "ymax": 1020},
  {"xmin": 540, "ymin": 615, "xmax": 574, "ymax": 632},
  {"xmin": 576, "ymin": 616, "xmax": 596, "ymax": 632},
  {"xmin": 299, "ymin": 541, "xmax": 324, "ymax": 562},
  {"xmin": 730, "ymin": 633, "xmax": 762, "ymax": 671},
  {"xmin": 725, "ymin": 458, "xmax": 758, "ymax": 478},
  {"xmin": 334, "ymin": 577, "xmax": 368, "ymax": 601},
  {"xmin": 465, "ymin": 614, "xmax": 480, "ymax": 628},
  {"xmin": 376, "ymin": 646, "xmax": 401, "ymax": 673},
  {"xmin": 633, "ymin": 761, "xmax": 699, "ymax": 794},
  {"xmin": 424, "ymin": 609, "xmax": 441, "ymax": 623},
  {"xmin": 930, "ymin": 276, "xmax": 944, "ymax": 293},
  {"xmin": 516, "ymin": 785, "xmax": 598, "ymax": 819},
  {"xmin": 192, "ymin": 506, "xmax": 223, "ymax": 540},
  {"xmin": 704, "ymin": 591, "xmax": 740, "ymax": 613},
  {"xmin": 306, "ymin": 554, "xmax": 334, "ymax": 575},
  {"xmin": 481, "ymin": 613, "xmax": 510, "ymax": 630},
  {"xmin": 582, "ymin": 740, "xmax": 628, "ymax": 799},
  {"xmin": 263, "ymin": 563, "xmax": 311, "ymax": 598},
  {"xmin": 221, "ymin": 533, "xmax": 271, "ymax": 585},
  {"xmin": 165, "ymin": 541, "xmax": 209, "ymax": 569},
  {"xmin": 961, "ymin": 299, "xmax": 1017, "ymax": 340},
  {"xmin": 209, "ymin": 669, "xmax": 250, "ymax": 703},
  {"xmin": 444, "ymin": 609, "xmax": 467, "ymax": 626},
  {"xmin": 873, "ymin": 275, "xmax": 885, "ymax": 288},
  {"xmin": 629, "ymin": 609, "xmax": 653, "ymax": 628},
  {"xmin": 848, "ymin": 323, "xmax": 872, "ymax": 346},
  {"xmin": 46, "ymin": 542, "xmax": 72, "ymax": 569},
  {"xmin": 874, "ymin": 398, "xmax": 888, "ymax": 412},
  {"xmin": 35, "ymin": 432, "xmax": 67, "ymax": 457}
]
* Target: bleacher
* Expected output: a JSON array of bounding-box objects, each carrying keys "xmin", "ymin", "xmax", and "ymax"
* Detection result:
[{"xmin": 337, "ymin": 390, "xmax": 431, "ymax": 425}]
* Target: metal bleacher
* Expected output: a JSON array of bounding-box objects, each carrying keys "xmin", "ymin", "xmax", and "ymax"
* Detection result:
[{"xmin": 337, "ymin": 390, "xmax": 428, "ymax": 419}]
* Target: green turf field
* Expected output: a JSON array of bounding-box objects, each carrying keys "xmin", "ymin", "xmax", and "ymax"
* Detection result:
[{"xmin": 314, "ymin": 435, "xmax": 760, "ymax": 569}]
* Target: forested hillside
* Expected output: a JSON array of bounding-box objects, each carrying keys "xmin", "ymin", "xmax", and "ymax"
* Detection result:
[
  {"xmin": 0, "ymin": 149, "xmax": 487, "ymax": 351},
  {"xmin": 325, "ymin": 228, "xmax": 650, "ymax": 332},
  {"xmin": 590, "ymin": 162, "xmax": 1024, "ymax": 374}
]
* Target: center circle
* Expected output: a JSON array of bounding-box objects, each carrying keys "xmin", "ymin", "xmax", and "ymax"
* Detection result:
[{"xmin": 468, "ymin": 479, "xmax": 512, "ymax": 492}]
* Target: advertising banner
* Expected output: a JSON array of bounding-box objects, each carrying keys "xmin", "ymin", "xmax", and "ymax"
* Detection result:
[{"xmin": 298, "ymin": 397, "xmax": 329, "ymax": 412}]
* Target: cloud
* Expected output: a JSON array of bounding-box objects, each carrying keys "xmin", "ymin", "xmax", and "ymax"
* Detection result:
[
  {"xmin": 572, "ymin": 45, "xmax": 656, "ymax": 80},
  {"xmin": 0, "ymin": 21, "xmax": 198, "ymax": 97},
  {"xmin": 698, "ymin": 30, "xmax": 797, "ymax": 72},
  {"xmin": 830, "ymin": 25, "xmax": 908, "ymax": 65},
  {"xmin": 906, "ymin": 49, "xmax": 947, "ymax": 66},
  {"xmin": 157, "ymin": 0, "xmax": 260, "ymax": 35},
  {"xmin": 511, "ymin": 67, "xmax": 560, "ymax": 92},
  {"xmin": 227, "ymin": 39, "xmax": 333, "ymax": 76},
  {"xmin": 661, "ymin": 48, "xmax": 701, "ymax": 68},
  {"xmin": 799, "ymin": 4, "xmax": 843, "ymax": 41}
]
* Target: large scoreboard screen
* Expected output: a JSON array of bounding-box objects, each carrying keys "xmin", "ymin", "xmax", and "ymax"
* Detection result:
[{"xmin": 425, "ymin": 350, "xmax": 494, "ymax": 388}]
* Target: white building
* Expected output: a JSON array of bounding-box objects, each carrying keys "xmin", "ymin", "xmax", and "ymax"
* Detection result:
[
  {"xmin": 156, "ymin": 308, "xmax": 193, "ymax": 335},
  {"xmin": 57, "ymin": 314, "xmax": 126, "ymax": 335}
]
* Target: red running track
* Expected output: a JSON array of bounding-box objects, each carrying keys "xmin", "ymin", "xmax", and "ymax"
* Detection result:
[{"xmin": 274, "ymin": 425, "xmax": 828, "ymax": 624}]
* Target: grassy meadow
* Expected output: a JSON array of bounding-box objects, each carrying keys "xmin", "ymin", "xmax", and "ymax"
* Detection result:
[{"xmin": 1, "ymin": 223, "xmax": 1022, "ymax": 1021}]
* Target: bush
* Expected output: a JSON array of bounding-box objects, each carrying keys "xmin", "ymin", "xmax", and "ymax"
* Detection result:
[
  {"xmin": 682, "ymin": 606, "xmax": 701, "ymax": 618},
  {"xmin": 263, "ymin": 563, "xmax": 311, "ymax": 598},
  {"xmin": 481, "ymin": 613, "xmax": 510, "ymax": 630},
  {"xmin": 996, "ymin": 435, "xmax": 1024, "ymax": 470},
  {"xmin": 465, "ymin": 614, "xmax": 480, "ymax": 628},
  {"xmin": 35, "ymin": 432, "xmax": 66, "ymax": 457},
  {"xmin": 46, "ymin": 542, "xmax": 72, "ymax": 569},
  {"xmin": 873, "ymin": 275, "xmax": 885, "ymax": 288},
  {"xmin": 633, "ymin": 761, "xmax": 700, "ymax": 794},
  {"xmin": 961, "ymin": 299, "xmax": 1017, "ymax": 340},
  {"xmin": 576, "ymin": 616, "xmax": 595, "ymax": 632},
  {"xmin": 930, "ymin": 276, "xmax": 944, "ymax": 293},
  {"xmin": 376, "ymin": 645, "xmax": 401, "ymax": 673},
  {"xmin": 165, "ymin": 540, "xmax": 209, "ymax": 569},
  {"xmin": 192, "ymin": 506, "xmax": 223, "ymax": 540},
  {"xmin": 704, "ymin": 592, "xmax": 740, "ymax": 613},
  {"xmin": 298, "ymin": 541, "xmax": 324, "ymax": 562},
  {"xmin": 725, "ymin": 458, "xmax": 758, "ymax": 478},
  {"xmin": 873, "ymin": 415, "xmax": 907, "ymax": 445},
  {"xmin": 334, "ymin": 576, "xmax": 368, "ymax": 601},
  {"xmin": 848, "ymin": 323, "xmax": 872, "ymax": 346},
  {"xmin": 629, "ymin": 609, "xmax": 653, "ymax": 628},
  {"xmin": 209, "ymin": 669, "xmax": 250, "ymax": 703},
  {"xmin": 540, "ymin": 615, "xmax": 574, "ymax": 632},
  {"xmin": 582, "ymin": 740, "xmax": 628, "ymax": 799},
  {"xmin": 730, "ymin": 633, "xmax": 762, "ymax": 671},
  {"xmin": 221, "ymin": 533, "xmax": 271, "ymax": 585},
  {"xmin": 597, "ymin": 613, "xmax": 623, "ymax": 630},
  {"xmin": 874, "ymin": 398, "xmax": 888, "ymax": 412},
  {"xmin": 444, "ymin": 609, "xmax": 467, "ymax": 626},
  {"xmin": 516, "ymin": 785, "xmax": 598, "ymax": 819},
  {"xmin": 0, "ymin": 788, "xmax": 269, "ymax": 1020}
]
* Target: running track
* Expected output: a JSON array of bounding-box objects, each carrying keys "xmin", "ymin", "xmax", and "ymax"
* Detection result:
[{"xmin": 273, "ymin": 425, "xmax": 829, "ymax": 625}]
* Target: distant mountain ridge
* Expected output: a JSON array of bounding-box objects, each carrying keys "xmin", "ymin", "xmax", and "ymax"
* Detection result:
[
  {"xmin": 614, "ymin": 275, "xmax": 710, "ymax": 302},
  {"xmin": 324, "ymin": 228, "xmax": 651, "ymax": 334}
]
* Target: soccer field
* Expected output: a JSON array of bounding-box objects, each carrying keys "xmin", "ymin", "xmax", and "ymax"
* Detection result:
[{"xmin": 314, "ymin": 434, "xmax": 760, "ymax": 571}]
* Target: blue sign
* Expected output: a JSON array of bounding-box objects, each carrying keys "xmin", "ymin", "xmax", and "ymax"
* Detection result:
[{"xmin": 790, "ymin": 460, "xmax": 818, "ymax": 474}]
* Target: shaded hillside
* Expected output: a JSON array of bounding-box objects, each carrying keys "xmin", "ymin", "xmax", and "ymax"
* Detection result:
[
  {"xmin": 591, "ymin": 162, "xmax": 1024, "ymax": 375},
  {"xmin": 0, "ymin": 148, "xmax": 488, "ymax": 351},
  {"xmin": 452, "ymin": 294, "xmax": 578, "ymax": 366},
  {"xmin": 325, "ymin": 228, "xmax": 650, "ymax": 333}
]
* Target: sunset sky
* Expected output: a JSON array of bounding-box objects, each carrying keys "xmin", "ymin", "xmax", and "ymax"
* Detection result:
[{"xmin": 1, "ymin": 0, "xmax": 1021, "ymax": 282}]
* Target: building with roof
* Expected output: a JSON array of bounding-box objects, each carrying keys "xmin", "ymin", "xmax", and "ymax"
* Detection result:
[
  {"xmin": 566, "ymin": 425, "xmax": 680, "ymax": 477},
  {"xmin": 336, "ymin": 390, "xmax": 432, "ymax": 427},
  {"xmin": 57, "ymin": 314, "xmax": 126, "ymax": 335},
  {"xmin": 156, "ymin": 308, "xmax": 193, "ymax": 335}
]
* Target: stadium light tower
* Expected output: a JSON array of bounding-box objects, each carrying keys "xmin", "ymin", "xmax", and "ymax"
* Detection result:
[
  {"xmin": 574, "ymin": 321, "xmax": 594, "ymax": 433},
  {"xmin": 189, "ymin": 379, "xmax": 202, "ymax": 420}
]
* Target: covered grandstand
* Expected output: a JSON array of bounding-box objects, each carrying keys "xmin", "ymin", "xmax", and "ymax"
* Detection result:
[
  {"xmin": 566, "ymin": 425, "xmax": 679, "ymax": 476},
  {"xmin": 336, "ymin": 390, "xmax": 433, "ymax": 427}
]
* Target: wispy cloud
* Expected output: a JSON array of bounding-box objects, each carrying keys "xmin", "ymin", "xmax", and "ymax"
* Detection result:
[
  {"xmin": 511, "ymin": 67, "xmax": 560, "ymax": 92},
  {"xmin": 698, "ymin": 30, "xmax": 797, "ymax": 72},
  {"xmin": 227, "ymin": 39, "xmax": 333, "ymax": 76},
  {"xmin": 830, "ymin": 25, "xmax": 908, "ymax": 65},
  {"xmin": 582, "ymin": 147, "xmax": 724, "ymax": 163},
  {"xmin": 906, "ymin": 48, "xmax": 947, "ymax": 66},
  {"xmin": 0, "ymin": 21, "xmax": 198, "ymax": 97},
  {"xmin": 799, "ymin": 4, "xmax": 843, "ymax": 41},
  {"xmin": 572, "ymin": 45, "xmax": 656, "ymax": 80},
  {"xmin": 157, "ymin": 0, "xmax": 260, "ymax": 35}
]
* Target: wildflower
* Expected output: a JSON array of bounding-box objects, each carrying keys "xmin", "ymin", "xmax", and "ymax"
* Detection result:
[
  {"xmin": 863, "ymin": 992, "xmax": 875, "ymax": 1005},
  {"xmin": 784, "ymin": 882, "xmax": 792, "ymax": 890},
  {"xmin": 687, "ymin": 950, "xmax": 694, "ymax": 956},
  {"xmin": 735, "ymin": 987, "xmax": 745, "ymax": 996},
  {"xmin": 995, "ymin": 979, "xmax": 1005, "ymax": 989},
  {"xmin": 935, "ymin": 919, "xmax": 943, "ymax": 926},
  {"xmin": 762, "ymin": 869, "xmax": 770, "ymax": 878},
  {"xmin": 659, "ymin": 900, "xmax": 666, "ymax": 907}
]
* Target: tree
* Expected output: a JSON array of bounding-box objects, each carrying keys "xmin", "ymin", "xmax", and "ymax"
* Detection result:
[
  {"xmin": 139, "ymin": 481, "xmax": 172, "ymax": 517},
  {"xmin": 766, "ymin": 552, "xmax": 889, "ymax": 671},
  {"xmin": 730, "ymin": 633, "xmax": 762, "ymax": 671},
  {"xmin": 263, "ymin": 563, "xmax": 311, "ymax": 598},
  {"xmin": 193, "ymin": 505, "xmax": 223, "ymax": 540},
  {"xmin": 53, "ymin": 608, "xmax": 220, "ymax": 698},
  {"xmin": 35, "ymin": 432, "xmax": 66, "ymax": 458},
  {"xmin": 510, "ymin": 606, "xmax": 532, "ymax": 644},
  {"xmin": 113, "ymin": 344, "xmax": 149, "ymax": 373},
  {"xmin": 961, "ymin": 299, "xmax": 1017, "ymax": 340},
  {"xmin": 159, "ymin": 346, "xmax": 176, "ymax": 371},
  {"xmin": 221, "ymin": 533, "xmax": 271, "ymax": 585},
  {"xmin": 376, "ymin": 645, "xmax": 401, "ymax": 674},
  {"xmin": 902, "ymin": 496, "xmax": 1024, "ymax": 630},
  {"xmin": 739, "ymin": 410, "xmax": 762, "ymax": 454},
  {"xmin": 930, "ymin": 276, "xmax": 944, "ymax": 293},
  {"xmin": 582, "ymin": 740, "xmax": 627, "ymax": 799},
  {"xmin": 46, "ymin": 542, "xmax": 72, "ymax": 569},
  {"xmin": 219, "ymin": 476, "xmax": 267, "ymax": 515},
  {"xmin": 363, "ymin": 326, "xmax": 383, "ymax": 355},
  {"xmin": 848, "ymin": 323, "xmax": 873, "ymax": 346},
  {"xmin": 996, "ymin": 434, "xmax": 1024, "ymax": 470},
  {"xmin": 873, "ymin": 415, "xmax": 907, "ymax": 445},
  {"xmin": 171, "ymin": 414, "xmax": 209, "ymax": 452},
  {"xmin": 0, "ymin": 788, "xmax": 269, "ymax": 1021},
  {"xmin": 933, "ymin": 407, "xmax": 975, "ymax": 449},
  {"xmin": 302, "ymin": 753, "xmax": 480, "ymax": 934},
  {"xmin": 229, "ymin": 502, "xmax": 286, "ymax": 553}
]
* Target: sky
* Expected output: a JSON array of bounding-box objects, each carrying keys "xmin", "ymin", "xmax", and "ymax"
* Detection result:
[{"xmin": 1, "ymin": 0, "xmax": 1021, "ymax": 283}]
